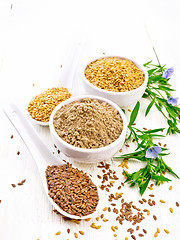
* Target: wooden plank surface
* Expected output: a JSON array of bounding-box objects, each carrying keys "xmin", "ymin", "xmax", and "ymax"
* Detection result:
[{"xmin": 0, "ymin": 1, "xmax": 179, "ymax": 239}]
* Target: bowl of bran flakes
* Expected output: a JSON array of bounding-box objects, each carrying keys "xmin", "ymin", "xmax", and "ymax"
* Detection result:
[
  {"xmin": 49, "ymin": 95, "xmax": 127, "ymax": 163},
  {"xmin": 81, "ymin": 56, "xmax": 148, "ymax": 107}
]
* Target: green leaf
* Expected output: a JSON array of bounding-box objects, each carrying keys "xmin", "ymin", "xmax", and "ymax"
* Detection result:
[
  {"xmin": 143, "ymin": 60, "xmax": 152, "ymax": 67},
  {"xmin": 144, "ymin": 128, "xmax": 165, "ymax": 134},
  {"xmin": 145, "ymin": 99, "xmax": 155, "ymax": 116},
  {"xmin": 166, "ymin": 107, "xmax": 179, "ymax": 120},
  {"xmin": 132, "ymin": 169, "xmax": 144, "ymax": 182},
  {"xmin": 128, "ymin": 101, "xmax": 140, "ymax": 126},
  {"xmin": 152, "ymin": 175, "xmax": 171, "ymax": 182},
  {"xmin": 140, "ymin": 178, "xmax": 150, "ymax": 196}
]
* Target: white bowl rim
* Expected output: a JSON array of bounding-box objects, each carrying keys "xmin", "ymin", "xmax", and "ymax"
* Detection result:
[
  {"xmin": 49, "ymin": 95, "xmax": 127, "ymax": 153},
  {"xmin": 81, "ymin": 55, "xmax": 148, "ymax": 96}
]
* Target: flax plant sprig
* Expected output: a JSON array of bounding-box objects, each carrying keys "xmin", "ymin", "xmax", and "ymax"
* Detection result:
[
  {"xmin": 114, "ymin": 101, "xmax": 179, "ymax": 195},
  {"xmin": 143, "ymin": 61, "xmax": 180, "ymax": 134}
]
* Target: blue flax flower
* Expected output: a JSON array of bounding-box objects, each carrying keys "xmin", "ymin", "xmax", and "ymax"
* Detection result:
[
  {"xmin": 162, "ymin": 67, "xmax": 174, "ymax": 79},
  {"xmin": 145, "ymin": 146, "xmax": 162, "ymax": 159},
  {"xmin": 167, "ymin": 96, "xmax": 179, "ymax": 106}
]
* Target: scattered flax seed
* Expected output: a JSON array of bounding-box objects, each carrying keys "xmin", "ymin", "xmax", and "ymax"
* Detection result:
[
  {"xmin": 111, "ymin": 226, "xmax": 116, "ymax": 232},
  {"xmin": 18, "ymin": 179, "xmax": 26, "ymax": 186},
  {"xmin": 74, "ymin": 232, "xmax": 78, "ymax": 238},
  {"xmin": 85, "ymin": 218, "xmax": 91, "ymax": 221},
  {"xmin": 138, "ymin": 234, "xmax": 144, "ymax": 237},
  {"xmin": 154, "ymin": 232, "xmax": 158, "ymax": 237},
  {"xmin": 147, "ymin": 210, "xmax": 150, "ymax": 216},
  {"xmin": 131, "ymin": 235, "xmax": 136, "ymax": 240},
  {"xmin": 164, "ymin": 229, "xmax": 170, "ymax": 234},
  {"xmin": 114, "ymin": 234, "xmax": 117, "ymax": 237},
  {"xmin": 55, "ymin": 231, "xmax": 61, "ymax": 235},
  {"xmin": 169, "ymin": 185, "xmax": 172, "ymax": 190},
  {"xmin": 11, "ymin": 184, "xmax": 16, "ymax": 188},
  {"xmin": 143, "ymin": 229, "xmax": 147, "ymax": 234},
  {"xmin": 136, "ymin": 226, "xmax": 140, "ymax": 231},
  {"xmin": 79, "ymin": 231, "xmax": 85, "ymax": 235},
  {"xmin": 149, "ymin": 194, "xmax": 155, "ymax": 197},
  {"xmin": 96, "ymin": 217, "xmax": 99, "ymax": 221},
  {"xmin": 102, "ymin": 218, "xmax": 109, "ymax": 222},
  {"xmin": 67, "ymin": 229, "xmax": 70, "ymax": 234},
  {"xmin": 90, "ymin": 223, "xmax": 101, "ymax": 229},
  {"xmin": 11, "ymin": 135, "xmax": 13, "ymax": 139},
  {"xmin": 176, "ymin": 202, "xmax": 179, "ymax": 207},
  {"xmin": 157, "ymin": 228, "xmax": 160, "ymax": 233},
  {"xmin": 169, "ymin": 207, "xmax": 173, "ymax": 213},
  {"xmin": 153, "ymin": 215, "xmax": 157, "ymax": 220},
  {"xmin": 103, "ymin": 207, "xmax": 108, "ymax": 211},
  {"xmin": 115, "ymin": 192, "xmax": 123, "ymax": 197},
  {"xmin": 160, "ymin": 200, "xmax": 165, "ymax": 203},
  {"xmin": 17, "ymin": 182, "xmax": 23, "ymax": 186},
  {"xmin": 119, "ymin": 148, "xmax": 123, "ymax": 152},
  {"xmin": 125, "ymin": 238, "xmax": 128, "ymax": 240},
  {"xmin": 17, "ymin": 151, "xmax": 20, "ymax": 155},
  {"xmin": 148, "ymin": 187, "xmax": 153, "ymax": 190}
]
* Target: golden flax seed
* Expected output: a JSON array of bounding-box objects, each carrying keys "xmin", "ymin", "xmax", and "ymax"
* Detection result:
[
  {"xmin": 154, "ymin": 232, "xmax": 158, "ymax": 237},
  {"xmin": 111, "ymin": 226, "xmax": 116, "ymax": 232},
  {"xmin": 169, "ymin": 207, "xmax": 173, "ymax": 213},
  {"xmin": 79, "ymin": 231, "xmax": 85, "ymax": 235},
  {"xmin": 164, "ymin": 229, "xmax": 170, "ymax": 234},
  {"xmin": 74, "ymin": 232, "xmax": 78, "ymax": 238},
  {"xmin": 102, "ymin": 218, "xmax": 109, "ymax": 222},
  {"xmin": 27, "ymin": 87, "xmax": 71, "ymax": 122},
  {"xmin": 85, "ymin": 57, "xmax": 145, "ymax": 92},
  {"xmin": 96, "ymin": 217, "xmax": 99, "ymax": 221}
]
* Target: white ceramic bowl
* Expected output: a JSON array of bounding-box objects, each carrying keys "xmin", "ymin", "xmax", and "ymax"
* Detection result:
[
  {"xmin": 81, "ymin": 56, "xmax": 148, "ymax": 107},
  {"xmin": 49, "ymin": 95, "xmax": 127, "ymax": 163}
]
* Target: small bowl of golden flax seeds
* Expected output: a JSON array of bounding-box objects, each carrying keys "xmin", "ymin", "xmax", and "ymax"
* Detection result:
[
  {"xmin": 81, "ymin": 56, "xmax": 148, "ymax": 107},
  {"xmin": 27, "ymin": 87, "xmax": 72, "ymax": 126}
]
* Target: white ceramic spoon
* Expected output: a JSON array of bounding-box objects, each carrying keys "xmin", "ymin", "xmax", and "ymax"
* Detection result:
[{"xmin": 3, "ymin": 103, "xmax": 100, "ymax": 220}]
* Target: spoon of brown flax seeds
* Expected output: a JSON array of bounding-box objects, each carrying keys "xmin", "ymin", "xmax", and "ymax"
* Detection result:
[{"xmin": 3, "ymin": 103, "xmax": 100, "ymax": 219}]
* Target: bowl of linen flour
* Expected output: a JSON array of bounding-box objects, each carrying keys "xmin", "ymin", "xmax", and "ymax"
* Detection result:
[{"xmin": 49, "ymin": 95, "xmax": 127, "ymax": 163}]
